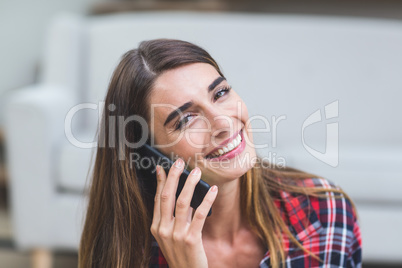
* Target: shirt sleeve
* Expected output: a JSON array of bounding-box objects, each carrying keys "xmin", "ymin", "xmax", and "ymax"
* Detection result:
[
  {"xmin": 326, "ymin": 181, "xmax": 363, "ymax": 268},
  {"xmin": 300, "ymin": 178, "xmax": 363, "ymax": 267},
  {"xmin": 346, "ymin": 201, "xmax": 362, "ymax": 267}
]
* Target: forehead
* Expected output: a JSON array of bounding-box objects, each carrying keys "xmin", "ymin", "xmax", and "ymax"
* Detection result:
[{"xmin": 150, "ymin": 63, "xmax": 221, "ymax": 106}]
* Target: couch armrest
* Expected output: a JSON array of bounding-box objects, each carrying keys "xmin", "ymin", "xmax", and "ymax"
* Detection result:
[{"xmin": 4, "ymin": 84, "xmax": 76, "ymax": 249}]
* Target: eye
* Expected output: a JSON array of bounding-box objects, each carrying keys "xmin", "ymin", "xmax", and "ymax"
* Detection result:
[
  {"xmin": 174, "ymin": 114, "xmax": 195, "ymax": 130},
  {"xmin": 214, "ymin": 86, "xmax": 232, "ymax": 101}
]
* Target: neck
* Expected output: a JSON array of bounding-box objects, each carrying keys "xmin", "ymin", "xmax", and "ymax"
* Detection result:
[{"xmin": 202, "ymin": 178, "xmax": 244, "ymax": 245}]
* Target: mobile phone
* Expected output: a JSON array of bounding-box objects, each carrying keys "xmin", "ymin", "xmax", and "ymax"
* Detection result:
[{"xmin": 135, "ymin": 144, "xmax": 212, "ymax": 216}]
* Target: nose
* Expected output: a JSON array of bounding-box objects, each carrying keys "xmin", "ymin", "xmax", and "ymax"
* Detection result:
[{"xmin": 206, "ymin": 106, "xmax": 236, "ymax": 143}]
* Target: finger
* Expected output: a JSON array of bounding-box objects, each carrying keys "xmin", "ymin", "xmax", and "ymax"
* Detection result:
[
  {"xmin": 160, "ymin": 158, "xmax": 185, "ymax": 224},
  {"xmin": 187, "ymin": 207, "xmax": 193, "ymax": 222},
  {"xmin": 152, "ymin": 165, "xmax": 167, "ymax": 225},
  {"xmin": 189, "ymin": 185, "xmax": 218, "ymax": 235},
  {"xmin": 173, "ymin": 167, "xmax": 202, "ymax": 229}
]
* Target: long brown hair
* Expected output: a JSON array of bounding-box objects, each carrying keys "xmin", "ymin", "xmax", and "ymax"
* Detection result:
[{"xmin": 78, "ymin": 39, "xmax": 349, "ymax": 267}]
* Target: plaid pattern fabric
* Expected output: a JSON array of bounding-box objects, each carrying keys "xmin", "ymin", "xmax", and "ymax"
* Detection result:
[{"xmin": 149, "ymin": 178, "xmax": 362, "ymax": 268}]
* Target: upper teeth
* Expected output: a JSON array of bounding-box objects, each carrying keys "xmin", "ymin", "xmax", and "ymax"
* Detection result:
[{"xmin": 209, "ymin": 134, "xmax": 242, "ymax": 158}]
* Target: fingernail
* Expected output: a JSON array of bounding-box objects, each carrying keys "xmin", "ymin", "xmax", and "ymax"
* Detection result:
[
  {"xmin": 175, "ymin": 158, "xmax": 184, "ymax": 168},
  {"xmin": 211, "ymin": 185, "xmax": 218, "ymax": 192},
  {"xmin": 156, "ymin": 165, "xmax": 161, "ymax": 175},
  {"xmin": 191, "ymin": 167, "xmax": 200, "ymax": 175}
]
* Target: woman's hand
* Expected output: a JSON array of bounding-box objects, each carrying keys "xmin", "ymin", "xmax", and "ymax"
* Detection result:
[{"xmin": 150, "ymin": 158, "xmax": 218, "ymax": 268}]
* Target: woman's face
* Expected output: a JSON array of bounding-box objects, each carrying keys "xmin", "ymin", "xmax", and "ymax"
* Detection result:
[{"xmin": 148, "ymin": 63, "xmax": 256, "ymax": 186}]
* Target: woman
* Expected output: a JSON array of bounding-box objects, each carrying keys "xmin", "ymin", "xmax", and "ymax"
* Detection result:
[{"xmin": 79, "ymin": 39, "xmax": 362, "ymax": 268}]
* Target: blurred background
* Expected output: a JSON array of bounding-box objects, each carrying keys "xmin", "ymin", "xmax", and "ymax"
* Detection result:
[{"xmin": 1, "ymin": 0, "xmax": 402, "ymax": 267}]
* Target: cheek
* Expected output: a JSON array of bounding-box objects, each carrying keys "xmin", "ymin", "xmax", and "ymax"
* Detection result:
[
  {"xmin": 240, "ymin": 102, "xmax": 255, "ymax": 143},
  {"xmin": 230, "ymin": 93, "xmax": 249, "ymax": 121},
  {"xmin": 241, "ymin": 102, "xmax": 249, "ymax": 121},
  {"xmin": 170, "ymin": 138, "xmax": 202, "ymax": 161},
  {"xmin": 237, "ymin": 99, "xmax": 250, "ymax": 126},
  {"xmin": 184, "ymin": 133, "xmax": 207, "ymax": 149}
]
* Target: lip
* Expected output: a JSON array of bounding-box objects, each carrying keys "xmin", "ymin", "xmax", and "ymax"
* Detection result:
[
  {"xmin": 206, "ymin": 129, "xmax": 242, "ymax": 156},
  {"xmin": 205, "ymin": 129, "xmax": 246, "ymax": 161}
]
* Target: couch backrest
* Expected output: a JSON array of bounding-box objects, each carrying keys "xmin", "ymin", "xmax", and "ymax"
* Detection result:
[{"xmin": 78, "ymin": 12, "xmax": 402, "ymax": 145}]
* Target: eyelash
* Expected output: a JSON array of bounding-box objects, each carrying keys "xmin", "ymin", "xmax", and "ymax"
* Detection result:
[
  {"xmin": 214, "ymin": 85, "xmax": 232, "ymax": 101},
  {"xmin": 174, "ymin": 85, "xmax": 232, "ymax": 130}
]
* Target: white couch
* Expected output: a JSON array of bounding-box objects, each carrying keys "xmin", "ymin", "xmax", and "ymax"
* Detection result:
[{"xmin": 5, "ymin": 12, "xmax": 402, "ymax": 264}]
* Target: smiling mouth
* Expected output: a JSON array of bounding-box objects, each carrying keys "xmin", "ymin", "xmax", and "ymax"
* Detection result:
[{"xmin": 205, "ymin": 130, "xmax": 243, "ymax": 159}]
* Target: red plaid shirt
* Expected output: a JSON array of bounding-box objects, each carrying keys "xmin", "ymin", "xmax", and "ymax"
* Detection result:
[{"xmin": 149, "ymin": 178, "xmax": 362, "ymax": 267}]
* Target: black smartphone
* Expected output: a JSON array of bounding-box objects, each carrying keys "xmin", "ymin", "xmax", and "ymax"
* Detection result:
[{"xmin": 135, "ymin": 144, "xmax": 212, "ymax": 216}]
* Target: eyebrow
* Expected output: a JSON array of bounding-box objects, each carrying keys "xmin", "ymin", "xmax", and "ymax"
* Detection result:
[
  {"xmin": 208, "ymin": 76, "xmax": 226, "ymax": 91},
  {"xmin": 163, "ymin": 101, "xmax": 193, "ymax": 127},
  {"xmin": 163, "ymin": 76, "xmax": 226, "ymax": 126}
]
